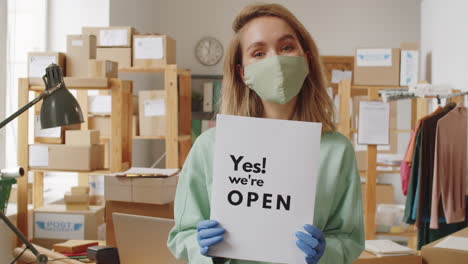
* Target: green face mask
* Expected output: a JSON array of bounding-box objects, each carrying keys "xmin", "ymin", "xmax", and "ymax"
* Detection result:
[{"xmin": 244, "ymin": 55, "xmax": 309, "ymax": 104}]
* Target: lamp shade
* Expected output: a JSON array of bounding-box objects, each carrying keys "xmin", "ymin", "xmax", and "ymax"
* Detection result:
[{"xmin": 40, "ymin": 64, "xmax": 84, "ymax": 129}]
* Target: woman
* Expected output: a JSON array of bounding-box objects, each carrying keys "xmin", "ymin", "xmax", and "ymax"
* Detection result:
[{"xmin": 168, "ymin": 3, "xmax": 364, "ymax": 264}]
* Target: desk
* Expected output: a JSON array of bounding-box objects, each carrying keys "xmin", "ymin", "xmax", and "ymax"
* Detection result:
[{"xmin": 354, "ymin": 251, "xmax": 422, "ymax": 264}]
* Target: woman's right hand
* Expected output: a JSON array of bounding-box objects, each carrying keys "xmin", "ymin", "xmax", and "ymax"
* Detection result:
[{"xmin": 197, "ymin": 220, "xmax": 226, "ymax": 256}]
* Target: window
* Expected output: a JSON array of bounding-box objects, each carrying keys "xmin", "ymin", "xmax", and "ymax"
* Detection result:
[{"xmin": 5, "ymin": 0, "xmax": 47, "ymax": 168}]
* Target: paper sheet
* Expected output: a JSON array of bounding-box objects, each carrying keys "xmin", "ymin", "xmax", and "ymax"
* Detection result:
[
  {"xmin": 210, "ymin": 114, "xmax": 322, "ymax": 264},
  {"xmin": 434, "ymin": 236, "xmax": 468, "ymax": 251},
  {"xmin": 134, "ymin": 37, "xmax": 163, "ymax": 59},
  {"xmin": 29, "ymin": 145, "xmax": 49, "ymax": 167},
  {"xmin": 28, "ymin": 55, "xmax": 57, "ymax": 77},
  {"xmin": 331, "ymin": 70, "xmax": 352, "ymax": 84},
  {"xmin": 144, "ymin": 99, "xmax": 165, "ymax": 116},
  {"xmin": 400, "ymin": 50, "xmax": 419, "ymax": 86},
  {"xmin": 99, "ymin": 29, "xmax": 129, "ymax": 46},
  {"xmin": 358, "ymin": 101, "xmax": 390, "ymax": 145},
  {"xmin": 356, "ymin": 49, "xmax": 392, "ymax": 67},
  {"xmin": 35, "ymin": 116, "xmax": 61, "ymax": 138},
  {"xmin": 88, "ymin": 95, "xmax": 112, "ymax": 114}
]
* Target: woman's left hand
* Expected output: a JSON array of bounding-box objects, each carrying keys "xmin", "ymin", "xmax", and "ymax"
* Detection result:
[{"xmin": 295, "ymin": 224, "xmax": 326, "ymax": 264}]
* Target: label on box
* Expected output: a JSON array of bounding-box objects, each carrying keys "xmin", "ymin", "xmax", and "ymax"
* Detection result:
[
  {"xmin": 89, "ymin": 175, "xmax": 105, "ymax": 196},
  {"xmin": 400, "ymin": 50, "xmax": 419, "ymax": 86},
  {"xmin": 99, "ymin": 29, "xmax": 128, "ymax": 46},
  {"xmin": 88, "ymin": 95, "xmax": 111, "ymax": 114},
  {"xmin": 356, "ymin": 49, "xmax": 392, "ymax": 67},
  {"xmin": 144, "ymin": 99, "xmax": 165, "ymax": 116},
  {"xmin": 331, "ymin": 69, "xmax": 352, "ymax": 84},
  {"xmin": 29, "ymin": 56, "xmax": 57, "ymax": 77},
  {"xmin": 134, "ymin": 37, "xmax": 163, "ymax": 59},
  {"xmin": 34, "ymin": 213, "xmax": 85, "ymax": 239},
  {"xmin": 72, "ymin": 39, "xmax": 84, "ymax": 47},
  {"xmin": 29, "ymin": 145, "xmax": 49, "ymax": 167}
]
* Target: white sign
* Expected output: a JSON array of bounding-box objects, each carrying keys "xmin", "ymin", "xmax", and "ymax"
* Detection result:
[
  {"xmin": 134, "ymin": 37, "xmax": 164, "ymax": 60},
  {"xmin": 99, "ymin": 29, "xmax": 128, "ymax": 46},
  {"xmin": 29, "ymin": 145, "xmax": 49, "ymax": 167},
  {"xmin": 28, "ymin": 56, "xmax": 57, "ymax": 77},
  {"xmin": 35, "ymin": 116, "xmax": 61, "ymax": 138},
  {"xmin": 88, "ymin": 95, "xmax": 112, "ymax": 114},
  {"xmin": 210, "ymin": 114, "xmax": 322, "ymax": 263},
  {"xmin": 34, "ymin": 213, "xmax": 85, "ymax": 240},
  {"xmin": 144, "ymin": 99, "xmax": 165, "ymax": 116},
  {"xmin": 356, "ymin": 49, "xmax": 392, "ymax": 67},
  {"xmin": 331, "ymin": 69, "xmax": 352, "ymax": 84},
  {"xmin": 358, "ymin": 101, "xmax": 390, "ymax": 145},
  {"xmin": 400, "ymin": 50, "xmax": 419, "ymax": 86}
]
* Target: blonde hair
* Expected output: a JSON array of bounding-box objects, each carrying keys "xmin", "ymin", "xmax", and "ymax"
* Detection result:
[{"xmin": 220, "ymin": 3, "xmax": 336, "ymax": 132}]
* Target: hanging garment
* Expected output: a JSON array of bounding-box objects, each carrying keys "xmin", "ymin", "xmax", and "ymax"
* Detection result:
[
  {"xmin": 430, "ymin": 104, "xmax": 467, "ymax": 229},
  {"xmin": 417, "ymin": 196, "xmax": 468, "ymax": 249},
  {"xmin": 404, "ymin": 129, "xmax": 422, "ymax": 224},
  {"xmin": 416, "ymin": 103, "xmax": 456, "ymax": 225},
  {"xmin": 401, "ymin": 107, "xmax": 443, "ymax": 195}
]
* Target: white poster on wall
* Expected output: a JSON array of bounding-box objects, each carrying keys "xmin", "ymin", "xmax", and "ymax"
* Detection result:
[
  {"xmin": 400, "ymin": 50, "xmax": 419, "ymax": 86},
  {"xmin": 210, "ymin": 114, "xmax": 322, "ymax": 264},
  {"xmin": 34, "ymin": 213, "xmax": 85, "ymax": 240},
  {"xmin": 356, "ymin": 49, "xmax": 392, "ymax": 67}
]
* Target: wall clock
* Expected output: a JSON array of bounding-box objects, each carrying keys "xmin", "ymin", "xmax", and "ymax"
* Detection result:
[{"xmin": 195, "ymin": 37, "xmax": 224, "ymax": 66}]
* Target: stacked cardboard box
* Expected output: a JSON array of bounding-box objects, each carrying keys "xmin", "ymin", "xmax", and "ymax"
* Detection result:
[
  {"xmin": 27, "ymin": 52, "xmax": 66, "ymax": 85},
  {"xmin": 88, "ymin": 59, "xmax": 118, "ymax": 78},
  {"xmin": 29, "ymin": 130, "xmax": 105, "ymax": 171},
  {"xmin": 64, "ymin": 186, "xmax": 90, "ymax": 211},
  {"xmin": 83, "ymin": 27, "xmax": 135, "ymax": 69},
  {"xmin": 33, "ymin": 204, "xmax": 104, "ymax": 249},
  {"xmin": 103, "ymin": 168, "xmax": 179, "ymax": 245},
  {"xmin": 353, "ymin": 43, "xmax": 419, "ymax": 86},
  {"xmin": 139, "ymin": 90, "xmax": 166, "ymax": 136},
  {"xmin": 66, "ymin": 35, "xmax": 97, "ymax": 77},
  {"xmin": 133, "ymin": 34, "xmax": 176, "ymax": 68}
]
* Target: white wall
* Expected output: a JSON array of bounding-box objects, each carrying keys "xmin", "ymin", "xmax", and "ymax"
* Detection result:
[
  {"xmin": 110, "ymin": 0, "xmax": 420, "ymax": 75},
  {"xmin": 420, "ymin": 0, "xmax": 468, "ymax": 90},
  {"xmin": 47, "ymin": 0, "xmax": 110, "ymax": 51},
  {"xmin": 0, "ymin": 0, "xmax": 7, "ymax": 170}
]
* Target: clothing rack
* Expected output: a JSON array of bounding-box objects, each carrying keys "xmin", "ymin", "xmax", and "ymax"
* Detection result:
[
  {"xmin": 379, "ymin": 88, "xmax": 468, "ymax": 104},
  {"xmin": 337, "ymin": 80, "xmax": 465, "ymax": 248}
]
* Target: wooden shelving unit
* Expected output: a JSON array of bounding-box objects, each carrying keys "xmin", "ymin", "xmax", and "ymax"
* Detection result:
[
  {"xmin": 16, "ymin": 77, "xmax": 133, "ymax": 241},
  {"xmin": 337, "ymin": 79, "xmax": 418, "ymax": 248},
  {"xmin": 117, "ymin": 65, "xmax": 192, "ymax": 169}
]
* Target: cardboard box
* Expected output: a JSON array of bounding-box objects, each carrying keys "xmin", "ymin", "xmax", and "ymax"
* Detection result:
[
  {"xmin": 105, "ymin": 201, "xmax": 174, "ymax": 246},
  {"xmin": 34, "ymin": 116, "xmax": 81, "ymax": 144},
  {"xmin": 97, "ymin": 48, "xmax": 131, "ymax": 69},
  {"xmin": 104, "ymin": 174, "xmax": 178, "ymax": 205},
  {"xmin": 82, "ymin": 27, "xmax": 135, "ymax": 47},
  {"xmin": 27, "ymin": 52, "xmax": 66, "ymax": 85},
  {"xmin": 421, "ymin": 228, "xmax": 468, "ymax": 264},
  {"xmin": 66, "ymin": 35, "xmax": 97, "ymax": 77},
  {"xmin": 33, "ymin": 205, "xmax": 104, "ymax": 242},
  {"xmin": 64, "ymin": 192, "xmax": 90, "ymax": 203},
  {"xmin": 400, "ymin": 43, "xmax": 419, "ymax": 86},
  {"xmin": 71, "ymin": 186, "xmax": 90, "ymax": 194},
  {"xmin": 87, "ymin": 59, "xmax": 118, "ymax": 78},
  {"xmin": 53, "ymin": 240, "xmax": 99, "ymax": 254},
  {"xmin": 29, "ymin": 144, "xmax": 105, "ymax": 171},
  {"xmin": 133, "ymin": 34, "xmax": 176, "ymax": 68},
  {"xmin": 354, "ymin": 48, "xmax": 400, "ymax": 86},
  {"xmin": 139, "ymin": 90, "xmax": 166, "ymax": 137},
  {"xmin": 88, "ymin": 116, "xmax": 111, "ymax": 138},
  {"xmin": 354, "ymin": 250, "xmax": 422, "ymax": 264},
  {"xmin": 361, "ymin": 183, "xmax": 395, "ymax": 205},
  {"xmin": 66, "ymin": 130, "xmax": 100, "ymax": 146}
]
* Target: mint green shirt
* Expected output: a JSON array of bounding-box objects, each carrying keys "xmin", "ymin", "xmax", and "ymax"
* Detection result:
[{"xmin": 168, "ymin": 128, "xmax": 364, "ymax": 264}]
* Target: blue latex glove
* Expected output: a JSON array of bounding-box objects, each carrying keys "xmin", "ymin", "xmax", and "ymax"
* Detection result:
[
  {"xmin": 295, "ymin": 224, "xmax": 326, "ymax": 264},
  {"xmin": 197, "ymin": 220, "xmax": 225, "ymax": 256}
]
